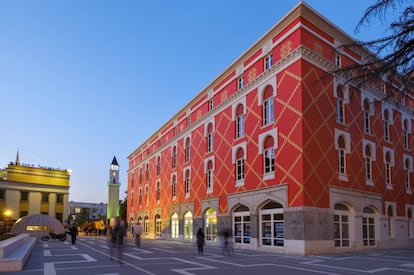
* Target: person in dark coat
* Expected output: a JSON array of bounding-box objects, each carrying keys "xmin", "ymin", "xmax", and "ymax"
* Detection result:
[
  {"xmin": 69, "ymin": 224, "xmax": 78, "ymax": 245},
  {"xmin": 196, "ymin": 228, "xmax": 205, "ymax": 255}
]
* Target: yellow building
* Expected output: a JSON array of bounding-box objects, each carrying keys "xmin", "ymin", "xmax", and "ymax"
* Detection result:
[{"xmin": 0, "ymin": 153, "xmax": 71, "ymax": 224}]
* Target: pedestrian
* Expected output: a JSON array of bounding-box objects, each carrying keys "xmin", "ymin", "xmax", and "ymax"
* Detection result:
[
  {"xmin": 69, "ymin": 224, "xmax": 78, "ymax": 245},
  {"xmin": 196, "ymin": 227, "xmax": 205, "ymax": 255},
  {"xmin": 133, "ymin": 223, "xmax": 142, "ymax": 247}
]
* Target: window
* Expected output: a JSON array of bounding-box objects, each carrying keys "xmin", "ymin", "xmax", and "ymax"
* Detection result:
[
  {"xmin": 265, "ymin": 54, "xmax": 273, "ymax": 70},
  {"xmin": 155, "ymin": 214, "xmax": 162, "ymax": 237},
  {"xmin": 56, "ymin": 194, "xmax": 64, "ymax": 204},
  {"xmin": 362, "ymin": 207, "xmax": 376, "ymax": 247},
  {"xmin": 157, "ymin": 156, "xmax": 161, "ymax": 176},
  {"xmin": 365, "ymin": 145, "xmax": 373, "ymax": 184},
  {"xmin": 387, "ymin": 205, "xmax": 394, "ymax": 238},
  {"xmin": 41, "ymin": 193, "xmax": 49, "ymax": 203},
  {"xmin": 338, "ymin": 136, "xmax": 346, "ymax": 176},
  {"xmin": 336, "ymin": 85, "xmax": 345, "ymax": 123},
  {"xmin": 145, "ymin": 185, "xmax": 149, "ymax": 206},
  {"xmin": 236, "ymin": 148, "xmax": 245, "ymax": 182},
  {"xmin": 334, "ymin": 203, "xmax": 350, "ymax": 247},
  {"xmin": 384, "ymin": 109, "xmax": 391, "ymax": 142},
  {"xmin": 381, "ymin": 82, "xmax": 386, "ymax": 94},
  {"xmin": 263, "ymin": 136, "xmax": 275, "ymax": 175},
  {"xmin": 207, "ymin": 123, "xmax": 214, "ymax": 152},
  {"xmin": 139, "ymin": 188, "xmax": 142, "ymax": 206},
  {"xmin": 185, "ymin": 170, "xmax": 190, "ymax": 198},
  {"xmin": 209, "ymin": 99, "xmax": 214, "ymax": 111},
  {"xmin": 335, "ymin": 54, "xmax": 341, "ymax": 67},
  {"xmin": 260, "ymin": 202, "xmax": 284, "ymax": 247},
  {"xmin": 233, "ymin": 205, "xmax": 251, "ymax": 244},
  {"xmin": 156, "ymin": 181, "xmax": 161, "ymax": 202},
  {"xmin": 184, "ymin": 212, "xmax": 193, "ymax": 240},
  {"xmin": 235, "ymin": 104, "xmax": 245, "ymax": 139},
  {"xmin": 403, "ymin": 119, "xmax": 410, "ymax": 150},
  {"xmin": 385, "ymin": 151, "xmax": 392, "ymax": 188},
  {"xmin": 21, "ymin": 191, "xmax": 29, "ymax": 202},
  {"xmin": 174, "ymin": 127, "xmax": 177, "ymax": 137},
  {"xmin": 205, "ymin": 208, "xmax": 217, "ymax": 241},
  {"xmin": 172, "ymin": 146, "xmax": 177, "ymax": 169},
  {"xmin": 171, "ymin": 175, "xmax": 177, "ymax": 199},
  {"xmin": 238, "ymin": 76, "xmax": 244, "ymax": 90},
  {"xmin": 405, "ymin": 158, "xmax": 411, "ymax": 192},
  {"xmin": 263, "ymin": 86, "xmax": 274, "ymax": 126},
  {"xmin": 207, "ymin": 160, "xmax": 213, "ymax": 192},
  {"xmin": 363, "ymin": 99, "xmax": 371, "ymax": 134},
  {"xmin": 145, "ymin": 163, "xmax": 149, "ymax": 181},
  {"xmin": 185, "ymin": 137, "xmax": 191, "ymax": 163},
  {"xmin": 131, "ymin": 173, "xmax": 135, "ymax": 188},
  {"xmin": 408, "ymin": 209, "xmax": 413, "ymax": 238},
  {"xmin": 186, "ymin": 116, "xmax": 191, "ymax": 128},
  {"xmin": 0, "ymin": 189, "xmax": 4, "ymax": 200},
  {"xmin": 139, "ymin": 167, "xmax": 143, "ymax": 184},
  {"xmin": 171, "ymin": 213, "xmax": 179, "ymax": 239}
]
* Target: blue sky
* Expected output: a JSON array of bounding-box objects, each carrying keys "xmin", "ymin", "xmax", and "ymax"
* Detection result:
[{"xmin": 0, "ymin": 0, "xmax": 391, "ymax": 203}]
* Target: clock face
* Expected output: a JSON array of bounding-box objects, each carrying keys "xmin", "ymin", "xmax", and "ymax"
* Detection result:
[{"xmin": 112, "ymin": 171, "xmax": 117, "ymax": 176}]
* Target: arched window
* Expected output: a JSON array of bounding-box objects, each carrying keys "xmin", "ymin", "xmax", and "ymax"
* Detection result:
[
  {"xmin": 184, "ymin": 212, "xmax": 193, "ymax": 240},
  {"xmin": 338, "ymin": 136, "xmax": 346, "ymax": 176},
  {"xmin": 365, "ymin": 145, "xmax": 372, "ymax": 183},
  {"xmin": 336, "ymin": 85, "xmax": 345, "ymax": 123},
  {"xmin": 384, "ymin": 109, "xmax": 390, "ymax": 142},
  {"xmin": 233, "ymin": 205, "xmax": 250, "ymax": 244},
  {"xmin": 263, "ymin": 136, "xmax": 275, "ymax": 174},
  {"xmin": 363, "ymin": 98, "xmax": 371, "ymax": 134},
  {"xmin": 207, "ymin": 123, "xmax": 214, "ymax": 152},
  {"xmin": 155, "ymin": 214, "xmax": 162, "ymax": 237},
  {"xmin": 172, "ymin": 146, "xmax": 177, "ymax": 169},
  {"xmin": 185, "ymin": 137, "xmax": 191, "ymax": 163},
  {"xmin": 235, "ymin": 104, "xmax": 245, "ymax": 138},
  {"xmin": 263, "ymin": 86, "xmax": 274, "ymax": 126},
  {"xmin": 144, "ymin": 216, "xmax": 149, "ymax": 236},
  {"xmin": 185, "ymin": 169, "xmax": 190, "ymax": 197},
  {"xmin": 260, "ymin": 201, "xmax": 284, "ymax": 247},
  {"xmin": 171, "ymin": 213, "xmax": 179, "ymax": 239},
  {"xmin": 236, "ymin": 148, "xmax": 245, "ymax": 182},
  {"xmin": 334, "ymin": 203, "xmax": 350, "ymax": 247},
  {"xmin": 205, "ymin": 208, "xmax": 217, "ymax": 241}
]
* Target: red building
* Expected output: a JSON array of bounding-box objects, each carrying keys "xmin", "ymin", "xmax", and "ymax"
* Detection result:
[{"xmin": 127, "ymin": 2, "xmax": 414, "ymax": 254}]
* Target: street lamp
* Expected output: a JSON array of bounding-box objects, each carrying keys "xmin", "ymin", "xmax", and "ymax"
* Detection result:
[{"xmin": 4, "ymin": 210, "xmax": 11, "ymax": 233}]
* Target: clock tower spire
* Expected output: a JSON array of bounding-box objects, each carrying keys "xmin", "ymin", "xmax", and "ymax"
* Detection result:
[{"xmin": 107, "ymin": 156, "xmax": 120, "ymax": 220}]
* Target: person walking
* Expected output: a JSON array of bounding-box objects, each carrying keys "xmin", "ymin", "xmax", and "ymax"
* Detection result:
[
  {"xmin": 196, "ymin": 227, "xmax": 205, "ymax": 255},
  {"xmin": 133, "ymin": 223, "xmax": 142, "ymax": 247},
  {"xmin": 68, "ymin": 224, "xmax": 78, "ymax": 245}
]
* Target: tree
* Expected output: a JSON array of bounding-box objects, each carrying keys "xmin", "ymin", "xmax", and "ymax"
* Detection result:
[{"xmin": 333, "ymin": 0, "xmax": 413, "ymax": 97}]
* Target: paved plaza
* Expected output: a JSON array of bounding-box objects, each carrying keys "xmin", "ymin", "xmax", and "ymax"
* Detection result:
[{"xmin": 7, "ymin": 236, "xmax": 414, "ymax": 275}]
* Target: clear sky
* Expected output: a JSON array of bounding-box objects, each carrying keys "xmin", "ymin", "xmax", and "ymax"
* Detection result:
[{"xmin": 0, "ymin": 0, "xmax": 392, "ymax": 203}]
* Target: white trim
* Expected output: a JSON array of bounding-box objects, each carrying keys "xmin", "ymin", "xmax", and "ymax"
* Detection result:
[
  {"xmin": 361, "ymin": 92, "xmax": 375, "ymax": 115},
  {"xmin": 232, "ymin": 96, "xmax": 247, "ymax": 120},
  {"xmin": 258, "ymin": 76, "xmax": 277, "ymax": 106},
  {"xmin": 204, "ymin": 156, "xmax": 215, "ymax": 173},
  {"xmin": 362, "ymin": 139, "xmax": 376, "ymax": 161},
  {"xmin": 232, "ymin": 141, "xmax": 247, "ymax": 163},
  {"xmin": 381, "ymin": 103, "xmax": 394, "ymax": 124},
  {"xmin": 383, "ymin": 147, "xmax": 395, "ymax": 166},
  {"xmin": 204, "ymin": 118, "xmax": 215, "ymax": 137},
  {"xmin": 258, "ymin": 128, "xmax": 278, "ymax": 154},
  {"xmin": 404, "ymin": 154, "xmax": 413, "ymax": 172},
  {"xmin": 334, "ymin": 129, "xmax": 351, "ymax": 154}
]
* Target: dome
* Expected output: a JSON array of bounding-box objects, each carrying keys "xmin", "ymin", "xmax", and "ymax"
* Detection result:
[{"xmin": 11, "ymin": 214, "xmax": 65, "ymax": 237}]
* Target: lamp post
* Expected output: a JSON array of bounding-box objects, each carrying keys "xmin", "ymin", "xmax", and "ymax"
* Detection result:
[{"xmin": 4, "ymin": 210, "xmax": 11, "ymax": 234}]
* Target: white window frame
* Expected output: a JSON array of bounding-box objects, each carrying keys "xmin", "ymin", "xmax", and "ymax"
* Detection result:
[{"xmin": 265, "ymin": 54, "xmax": 273, "ymax": 70}]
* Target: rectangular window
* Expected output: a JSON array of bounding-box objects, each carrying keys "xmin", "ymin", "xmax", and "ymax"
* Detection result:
[
  {"xmin": 56, "ymin": 194, "xmax": 64, "ymax": 204},
  {"xmin": 265, "ymin": 54, "xmax": 273, "ymax": 70},
  {"xmin": 21, "ymin": 191, "xmax": 29, "ymax": 201},
  {"xmin": 336, "ymin": 98, "xmax": 344, "ymax": 123},
  {"xmin": 338, "ymin": 149, "xmax": 346, "ymax": 175},
  {"xmin": 207, "ymin": 170, "xmax": 213, "ymax": 191},
  {"xmin": 237, "ymin": 159, "xmax": 245, "ymax": 180},
  {"xmin": 406, "ymin": 169, "xmax": 411, "ymax": 191},
  {"xmin": 404, "ymin": 130, "xmax": 409, "ymax": 149},
  {"xmin": 263, "ymin": 98, "xmax": 274, "ymax": 125},
  {"xmin": 185, "ymin": 176, "xmax": 190, "ymax": 197},
  {"xmin": 264, "ymin": 148, "xmax": 275, "ymax": 174},
  {"xmin": 365, "ymin": 158, "xmax": 372, "ymax": 182},
  {"xmin": 42, "ymin": 193, "xmax": 49, "ymax": 203},
  {"xmin": 207, "ymin": 133, "xmax": 213, "ymax": 152},
  {"xmin": 209, "ymin": 99, "xmax": 214, "ymax": 111},
  {"xmin": 335, "ymin": 55, "xmax": 341, "ymax": 67},
  {"xmin": 364, "ymin": 111, "xmax": 370, "ymax": 134},
  {"xmin": 385, "ymin": 163, "xmax": 391, "ymax": 186},
  {"xmin": 236, "ymin": 114, "xmax": 245, "ymax": 138},
  {"xmin": 384, "ymin": 121, "xmax": 390, "ymax": 142}
]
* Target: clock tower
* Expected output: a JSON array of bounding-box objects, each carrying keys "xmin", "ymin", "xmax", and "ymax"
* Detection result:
[{"xmin": 107, "ymin": 156, "xmax": 120, "ymax": 220}]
